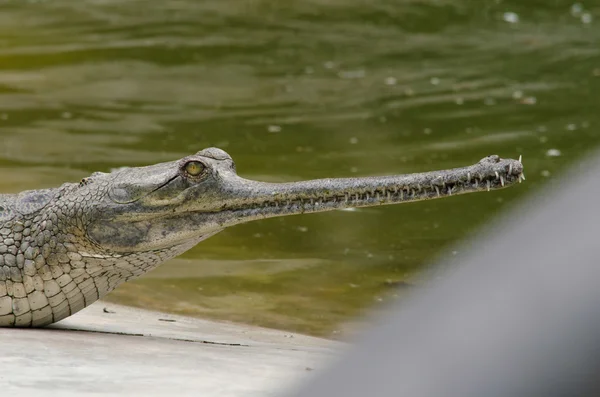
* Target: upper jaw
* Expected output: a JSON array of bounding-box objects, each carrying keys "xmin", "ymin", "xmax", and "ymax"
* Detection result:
[{"xmin": 195, "ymin": 155, "xmax": 524, "ymax": 226}]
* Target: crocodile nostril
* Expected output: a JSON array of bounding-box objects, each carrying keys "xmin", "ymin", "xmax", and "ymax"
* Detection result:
[{"xmin": 479, "ymin": 155, "xmax": 501, "ymax": 164}]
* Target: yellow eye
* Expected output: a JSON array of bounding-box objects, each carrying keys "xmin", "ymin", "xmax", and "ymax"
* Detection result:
[{"xmin": 184, "ymin": 161, "xmax": 205, "ymax": 176}]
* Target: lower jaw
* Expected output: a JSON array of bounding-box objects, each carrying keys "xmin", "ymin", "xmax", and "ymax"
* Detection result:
[{"xmin": 222, "ymin": 182, "xmax": 514, "ymax": 223}]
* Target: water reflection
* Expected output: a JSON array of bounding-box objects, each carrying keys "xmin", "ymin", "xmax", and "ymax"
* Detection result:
[{"xmin": 0, "ymin": 0, "xmax": 598, "ymax": 336}]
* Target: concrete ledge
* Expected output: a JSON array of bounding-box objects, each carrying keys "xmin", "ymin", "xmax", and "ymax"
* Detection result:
[{"xmin": 0, "ymin": 303, "xmax": 343, "ymax": 397}]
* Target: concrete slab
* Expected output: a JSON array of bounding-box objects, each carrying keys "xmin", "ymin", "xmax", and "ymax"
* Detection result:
[{"xmin": 0, "ymin": 303, "xmax": 344, "ymax": 397}]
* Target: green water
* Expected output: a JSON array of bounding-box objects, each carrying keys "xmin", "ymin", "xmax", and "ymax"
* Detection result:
[{"xmin": 0, "ymin": 0, "xmax": 598, "ymax": 336}]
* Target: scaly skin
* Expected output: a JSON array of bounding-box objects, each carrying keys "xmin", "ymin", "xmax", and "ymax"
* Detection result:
[{"xmin": 0, "ymin": 148, "xmax": 524, "ymax": 327}]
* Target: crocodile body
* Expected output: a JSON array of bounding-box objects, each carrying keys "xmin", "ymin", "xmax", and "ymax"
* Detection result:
[{"xmin": 0, "ymin": 148, "xmax": 523, "ymax": 327}]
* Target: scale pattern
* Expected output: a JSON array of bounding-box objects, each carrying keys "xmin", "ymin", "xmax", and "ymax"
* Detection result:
[{"xmin": 0, "ymin": 184, "xmax": 192, "ymax": 327}]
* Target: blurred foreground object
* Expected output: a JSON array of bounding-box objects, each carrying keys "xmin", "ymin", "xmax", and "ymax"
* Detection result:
[{"xmin": 292, "ymin": 151, "xmax": 600, "ymax": 397}]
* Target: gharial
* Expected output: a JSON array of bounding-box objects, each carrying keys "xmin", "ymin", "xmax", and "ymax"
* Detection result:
[{"xmin": 0, "ymin": 148, "xmax": 524, "ymax": 327}]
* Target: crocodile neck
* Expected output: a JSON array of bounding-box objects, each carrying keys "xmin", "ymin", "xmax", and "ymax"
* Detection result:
[{"xmin": 0, "ymin": 188, "xmax": 220, "ymax": 327}]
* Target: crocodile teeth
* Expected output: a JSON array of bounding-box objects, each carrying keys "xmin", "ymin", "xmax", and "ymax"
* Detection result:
[
  {"xmin": 474, "ymin": 179, "xmax": 479, "ymax": 188},
  {"xmin": 435, "ymin": 186, "xmax": 440, "ymax": 197},
  {"xmin": 448, "ymin": 186, "xmax": 452, "ymax": 195},
  {"xmin": 508, "ymin": 164, "xmax": 513, "ymax": 175},
  {"xmin": 521, "ymin": 172, "xmax": 526, "ymax": 181},
  {"xmin": 500, "ymin": 175, "xmax": 504, "ymax": 187},
  {"xmin": 519, "ymin": 155, "xmax": 522, "ymax": 163},
  {"xmin": 467, "ymin": 172, "xmax": 471, "ymax": 182},
  {"xmin": 495, "ymin": 171, "xmax": 499, "ymax": 180},
  {"xmin": 486, "ymin": 180, "xmax": 491, "ymax": 191}
]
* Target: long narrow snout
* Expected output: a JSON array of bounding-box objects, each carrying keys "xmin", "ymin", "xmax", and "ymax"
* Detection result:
[{"xmin": 207, "ymin": 155, "xmax": 524, "ymax": 228}]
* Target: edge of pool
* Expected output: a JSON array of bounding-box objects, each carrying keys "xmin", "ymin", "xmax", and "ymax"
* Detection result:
[{"xmin": 0, "ymin": 302, "xmax": 344, "ymax": 397}]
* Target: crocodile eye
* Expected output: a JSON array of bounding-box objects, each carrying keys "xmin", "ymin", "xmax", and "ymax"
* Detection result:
[{"xmin": 184, "ymin": 161, "xmax": 205, "ymax": 177}]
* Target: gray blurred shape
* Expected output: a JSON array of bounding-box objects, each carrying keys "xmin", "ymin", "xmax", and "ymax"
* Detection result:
[{"xmin": 291, "ymin": 152, "xmax": 600, "ymax": 397}]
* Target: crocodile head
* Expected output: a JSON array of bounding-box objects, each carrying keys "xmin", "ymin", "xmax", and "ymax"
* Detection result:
[
  {"xmin": 79, "ymin": 147, "xmax": 523, "ymax": 255},
  {"xmin": 0, "ymin": 147, "xmax": 525, "ymax": 327}
]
